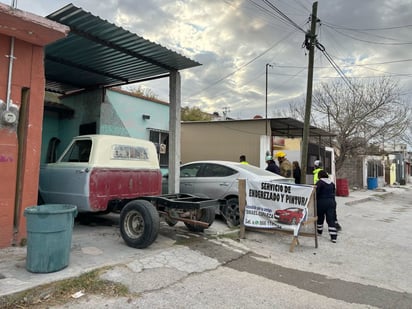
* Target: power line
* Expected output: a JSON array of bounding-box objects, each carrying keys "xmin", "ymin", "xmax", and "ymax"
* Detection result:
[
  {"xmin": 185, "ymin": 28, "xmax": 300, "ymax": 100},
  {"xmin": 291, "ymin": 0, "xmax": 311, "ymax": 14},
  {"xmin": 321, "ymin": 21, "xmax": 412, "ymax": 31},
  {"xmin": 273, "ymin": 58, "xmax": 412, "ymax": 69},
  {"xmin": 246, "ymin": 0, "xmax": 308, "ymax": 33},
  {"xmin": 185, "ymin": 0, "xmax": 312, "ymax": 100},
  {"xmin": 262, "ymin": 0, "xmax": 307, "ymax": 33},
  {"xmin": 225, "ymin": 0, "xmax": 296, "ymax": 31},
  {"xmin": 316, "ymin": 42, "xmax": 357, "ymax": 93},
  {"xmin": 323, "ymin": 26, "xmax": 412, "ymax": 45}
]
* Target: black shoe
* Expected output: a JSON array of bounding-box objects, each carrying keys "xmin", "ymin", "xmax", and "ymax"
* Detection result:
[{"xmin": 335, "ymin": 222, "xmax": 342, "ymax": 231}]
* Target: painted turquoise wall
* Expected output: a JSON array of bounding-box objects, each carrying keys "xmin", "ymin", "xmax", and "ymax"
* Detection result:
[
  {"xmin": 40, "ymin": 111, "xmax": 59, "ymax": 163},
  {"xmin": 41, "ymin": 88, "xmax": 169, "ymax": 163},
  {"xmin": 101, "ymin": 90, "xmax": 169, "ymax": 139},
  {"xmin": 41, "ymin": 89, "xmax": 103, "ymax": 162}
]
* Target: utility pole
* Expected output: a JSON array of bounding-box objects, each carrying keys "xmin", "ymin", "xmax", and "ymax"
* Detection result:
[
  {"xmin": 222, "ymin": 106, "xmax": 230, "ymax": 120},
  {"xmin": 265, "ymin": 63, "xmax": 272, "ymax": 136},
  {"xmin": 300, "ymin": 1, "xmax": 318, "ymax": 184}
]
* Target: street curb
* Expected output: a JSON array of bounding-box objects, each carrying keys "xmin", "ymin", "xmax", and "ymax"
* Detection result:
[{"xmin": 344, "ymin": 192, "xmax": 393, "ymax": 206}]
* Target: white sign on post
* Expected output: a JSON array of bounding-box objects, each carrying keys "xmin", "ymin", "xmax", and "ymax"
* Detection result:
[{"xmin": 245, "ymin": 180, "xmax": 315, "ymax": 236}]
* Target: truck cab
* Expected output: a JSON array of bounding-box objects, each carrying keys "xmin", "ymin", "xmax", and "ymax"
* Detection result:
[{"xmin": 39, "ymin": 135, "xmax": 162, "ymax": 212}]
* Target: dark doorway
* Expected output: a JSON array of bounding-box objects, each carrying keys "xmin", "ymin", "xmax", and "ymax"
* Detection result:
[{"xmin": 79, "ymin": 122, "xmax": 96, "ymax": 135}]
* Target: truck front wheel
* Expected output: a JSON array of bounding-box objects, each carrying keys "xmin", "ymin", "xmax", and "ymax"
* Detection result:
[{"xmin": 120, "ymin": 200, "xmax": 160, "ymax": 249}]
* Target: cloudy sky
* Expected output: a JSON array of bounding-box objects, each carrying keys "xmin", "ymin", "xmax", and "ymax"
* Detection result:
[{"xmin": 4, "ymin": 0, "xmax": 412, "ymax": 119}]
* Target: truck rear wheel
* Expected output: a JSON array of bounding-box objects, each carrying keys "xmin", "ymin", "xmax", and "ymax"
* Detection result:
[
  {"xmin": 184, "ymin": 207, "xmax": 215, "ymax": 232},
  {"xmin": 120, "ymin": 200, "xmax": 160, "ymax": 249}
]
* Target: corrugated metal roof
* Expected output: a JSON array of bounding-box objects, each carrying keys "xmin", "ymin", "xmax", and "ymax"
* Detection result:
[
  {"xmin": 183, "ymin": 118, "xmax": 335, "ymax": 137},
  {"xmin": 45, "ymin": 3, "xmax": 201, "ymax": 94},
  {"xmin": 269, "ymin": 118, "xmax": 335, "ymax": 137}
]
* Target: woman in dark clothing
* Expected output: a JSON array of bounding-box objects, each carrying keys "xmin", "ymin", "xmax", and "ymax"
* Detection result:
[
  {"xmin": 316, "ymin": 170, "xmax": 338, "ymax": 243},
  {"xmin": 292, "ymin": 161, "xmax": 301, "ymax": 184}
]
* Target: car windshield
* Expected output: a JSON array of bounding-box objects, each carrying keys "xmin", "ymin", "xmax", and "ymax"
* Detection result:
[{"xmin": 234, "ymin": 163, "xmax": 284, "ymax": 177}]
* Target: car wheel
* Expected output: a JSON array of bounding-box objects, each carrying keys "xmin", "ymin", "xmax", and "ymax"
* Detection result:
[
  {"xmin": 223, "ymin": 197, "xmax": 240, "ymax": 226},
  {"xmin": 184, "ymin": 207, "xmax": 215, "ymax": 232},
  {"xmin": 120, "ymin": 199, "xmax": 160, "ymax": 249}
]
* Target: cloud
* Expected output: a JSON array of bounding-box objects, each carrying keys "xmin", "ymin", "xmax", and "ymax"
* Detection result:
[{"xmin": 9, "ymin": 0, "xmax": 412, "ymax": 118}]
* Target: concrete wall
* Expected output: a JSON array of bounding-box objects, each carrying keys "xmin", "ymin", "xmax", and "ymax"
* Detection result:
[
  {"xmin": 181, "ymin": 120, "xmax": 266, "ymax": 166},
  {"xmin": 336, "ymin": 157, "xmax": 364, "ymax": 189},
  {"xmin": 338, "ymin": 155, "xmax": 387, "ymax": 189}
]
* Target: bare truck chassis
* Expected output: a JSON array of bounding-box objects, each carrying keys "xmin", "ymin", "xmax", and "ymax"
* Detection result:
[
  {"xmin": 39, "ymin": 135, "xmax": 220, "ymax": 249},
  {"xmin": 120, "ymin": 193, "xmax": 219, "ymax": 249}
]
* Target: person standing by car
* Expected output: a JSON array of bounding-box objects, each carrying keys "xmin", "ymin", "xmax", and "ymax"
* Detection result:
[
  {"xmin": 313, "ymin": 160, "xmax": 342, "ymax": 231},
  {"xmin": 239, "ymin": 155, "xmax": 249, "ymax": 165},
  {"xmin": 313, "ymin": 160, "xmax": 323, "ymax": 184},
  {"xmin": 292, "ymin": 161, "xmax": 301, "ymax": 184},
  {"xmin": 265, "ymin": 155, "xmax": 280, "ymax": 175},
  {"xmin": 316, "ymin": 170, "xmax": 338, "ymax": 243},
  {"xmin": 275, "ymin": 151, "xmax": 292, "ymax": 178}
]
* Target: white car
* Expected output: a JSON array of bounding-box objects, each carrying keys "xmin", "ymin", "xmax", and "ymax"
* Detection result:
[{"xmin": 162, "ymin": 160, "xmax": 294, "ymax": 226}]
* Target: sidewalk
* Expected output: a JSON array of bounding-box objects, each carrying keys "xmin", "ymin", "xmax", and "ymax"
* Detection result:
[
  {"xmin": 0, "ymin": 184, "xmax": 409, "ymax": 300},
  {"xmin": 335, "ymin": 184, "xmax": 409, "ymax": 206}
]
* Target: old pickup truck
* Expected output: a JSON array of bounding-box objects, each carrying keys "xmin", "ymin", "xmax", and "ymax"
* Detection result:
[{"xmin": 38, "ymin": 135, "xmax": 219, "ymax": 249}]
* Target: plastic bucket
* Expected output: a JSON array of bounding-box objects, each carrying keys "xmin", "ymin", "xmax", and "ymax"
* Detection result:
[
  {"xmin": 367, "ymin": 177, "xmax": 378, "ymax": 190},
  {"xmin": 24, "ymin": 204, "xmax": 77, "ymax": 273}
]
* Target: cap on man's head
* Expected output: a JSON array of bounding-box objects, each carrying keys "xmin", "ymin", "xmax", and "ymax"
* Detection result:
[
  {"xmin": 314, "ymin": 160, "xmax": 321, "ymax": 167},
  {"xmin": 275, "ymin": 151, "xmax": 286, "ymax": 158}
]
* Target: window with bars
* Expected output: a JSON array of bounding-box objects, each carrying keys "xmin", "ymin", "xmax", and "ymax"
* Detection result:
[
  {"xmin": 367, "ymin": 160, "xmax": 383, "ymax": 177},
  {"xmin": 149, "ymin": 130, "xmax": 169, "ymax": 167}
]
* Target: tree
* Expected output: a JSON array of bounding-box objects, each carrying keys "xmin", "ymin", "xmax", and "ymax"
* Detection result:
[
  {"xmin": 181, "ymin": 106, "xmax": 212, "ymax": 121},
  {"xmin": 283, "ymin": 77, "xmax": 411, "ymax": 172},
  {"xmin": 311, "ymin": 77, "xmax": 411, "ymax": 172},
  {"xmin": 400, "ymin": 123, "xmax": 412, "ymax": 147},
  {"xmin": 128, "ymin": 85, "xmax": 159, "ymax": 100}
]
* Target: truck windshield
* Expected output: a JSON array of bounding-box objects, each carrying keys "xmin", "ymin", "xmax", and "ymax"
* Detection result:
[{"xmin": 60, "ymin": 140, "xmax": 92, "ymax": 163}]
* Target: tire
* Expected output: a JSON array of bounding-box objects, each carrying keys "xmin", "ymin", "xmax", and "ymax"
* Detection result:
[
  {"xmin": 164, "ymin": 215, "xmax": 178, "ymax": 227},
  {"xmin": 184, "ymin": 207, "xmax": 215, "ymax": 232},
  {"xmin": 120, "ymin": 199, "xmax": 160, "ymax": 249},
  {"xmin": 223, "ymin": 197, "xmax": 240, "ymax": 226}
]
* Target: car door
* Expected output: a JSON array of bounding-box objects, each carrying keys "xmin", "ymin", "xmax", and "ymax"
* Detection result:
[
  {"xmin": 192, "ymin": 163, "xmax": 238, "ymax": 199},
  {"xmin": 179, "ymin": 163, "xmax": 203, "ymax": 194},
  {"xmin": 39, "ymin": 139, "xmax": 92, "ymax": 210}
]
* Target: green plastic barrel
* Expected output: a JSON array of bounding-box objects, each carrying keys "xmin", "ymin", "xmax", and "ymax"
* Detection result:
[{"xmin": 24, "ymin": 204, "xmax": 77, "ymax": 273}]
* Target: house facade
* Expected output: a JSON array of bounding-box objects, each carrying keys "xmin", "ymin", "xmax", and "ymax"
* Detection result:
[
  {"xmin": 0, "ymin": 3, "xmax": 69, "ymax": 247},
  {"xmin": 181, "ymin": 118, "xmax": 335, "ymax": 184},
  {"xmin": 0, "ymin": 3, "xmax": 198, "ymax": 248}
]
